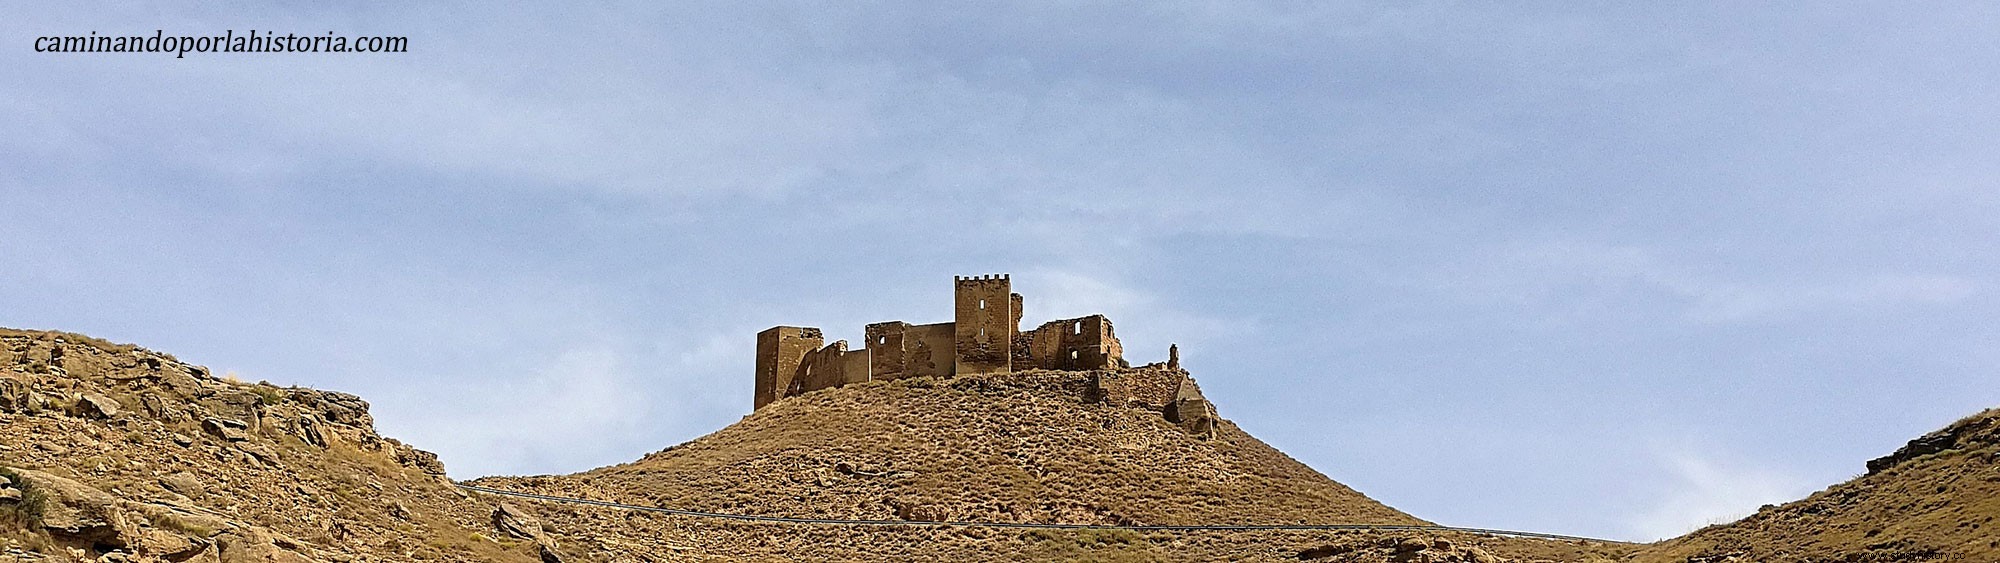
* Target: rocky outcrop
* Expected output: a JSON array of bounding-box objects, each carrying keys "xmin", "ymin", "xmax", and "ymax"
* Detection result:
[
  {"xmin": 0, "ymin": 328, "xmax": 541, "ymax": 562},
  {"xmin": 492, "ymin": 503, "xmax": 565, "ymax": 563},
  {"xmin": 1866, "ymin": 412, "xmax": 2000, "ymax": 474},
  {"xmin": 0, "ymin": 467, "xmax": 324, "ymax": 562}
]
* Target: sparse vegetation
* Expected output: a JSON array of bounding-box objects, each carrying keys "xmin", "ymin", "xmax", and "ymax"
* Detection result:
[
  {"xmin": 251, "ymin": 384, "xmax": 285, "ymax": 405},
  {"xmin": 0, "ymin": 468, "xmax": 48, "ymax": 527}
]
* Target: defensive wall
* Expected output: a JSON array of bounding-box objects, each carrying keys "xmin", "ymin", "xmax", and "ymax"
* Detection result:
[{"xmin": 753, "ymin": 275, "xmax": 1130, "ymax": 410}]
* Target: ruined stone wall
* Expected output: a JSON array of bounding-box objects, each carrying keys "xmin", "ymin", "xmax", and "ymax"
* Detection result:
[
  {"xmin": 864, "ymin": 321, "xmax": 953, "ymax": 381},
  {"xmin": 792, "ymin": 340, "xmax": 852, "ymax": 397},
  {"xmin": 1085, "ymin": 365, "xmax": 1184, "ymax": 408},
  {"xmin": 953, "ymin": 275, "xmax": 1014, "ymax": 374},
  {"xmin": 864, "ymin": 321, "xmax": 909, "ymax": 379},
  {"xmin": 1124, "ymin": 366, "xmax": 1184, "ymax": 408},
  {"xmin": 1023, "ymin": 315, "xmax": 1125, "ymax": 371},
  {"xmin": 839, "ymin": 349, "xmax": 871, "ymax": 385},
  {"xmin": 1009, "ymin": 292, "xmax": 1024, "ymax": 339},
  {"xmin": 754, "ymin": 326, "xmax": 822, "ymax": 410},
  {"xmin": 904, "ymin": 322, "xmax": 954, "ymax": 379}
]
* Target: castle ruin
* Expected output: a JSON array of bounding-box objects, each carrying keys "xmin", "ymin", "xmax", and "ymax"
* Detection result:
[{"xmin": 754, "ymin": 274, "xmax": 1131, "ymax": 410}]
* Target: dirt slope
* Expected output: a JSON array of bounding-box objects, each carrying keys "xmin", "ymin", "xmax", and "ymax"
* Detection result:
[
  {"xmin": 481, "ymin": 368, "xmax": 1420, "ymax": 527},
  {"xmin": 0, "ymin": 328, "xmax": 548, "ymax": 562},
  {"xmin": 1634, "ymin": 408, "xmax": 2000, "ymax": 563},
  {"xmin": 473, "ymin": 369, "xmax": 1635, "ymax": 562}
]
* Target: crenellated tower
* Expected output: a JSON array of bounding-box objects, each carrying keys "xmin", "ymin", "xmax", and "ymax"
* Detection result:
[{"xmin": 953, "ymin": 274, "xmax": 1015, "ymax": 374}]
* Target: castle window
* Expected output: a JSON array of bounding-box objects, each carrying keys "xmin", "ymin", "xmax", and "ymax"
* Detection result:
[
  {"xmin": 1073, "ymin": 322, "xmax": 1082, "ymax": 335},
  {"xmin": 1070, "ymin": 350, "xmax": 1079, "ymax": 362},
  {"xmin": 979, "ymin": 299, "xmax": 986, "ymax": 310}
]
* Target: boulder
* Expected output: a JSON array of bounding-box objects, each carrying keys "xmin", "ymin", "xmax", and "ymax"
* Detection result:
[
  {"xmin": 238, "ymin": 443, "xmax": 282, "ymax": 465},
  {"xmin": 491, "ymin": 504, "xmax": 564, "ymax": 563},
  {"xmin": 214, "ymin": 528, "xmax": 319, "ymax": 563},
  {"xmin": 160, "ymin": 472, "xmax": 204, "ymax": 497},
  {"xmin": 0, "ymin": 376, "xmax": 29, "ymax": 412},
  {"xmin": 492, "ymin": 503, "xmax": 546, "ymax": 541},
  {"xmin": 78, "ymin": 393, "xmax": 123, "ymax": 419},
  {"xmin": 134, "ymin": 528, "xmax": 211, "ymax": 561},
  {"xmin": 204, "ymin": 418, "xmax": 251, "ymax": 442},
  {"xmin": 4, "ymin": 467, "xmax": 138, "ymax": 549}
]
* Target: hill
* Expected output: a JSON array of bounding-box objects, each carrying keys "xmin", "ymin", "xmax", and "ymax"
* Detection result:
[
  {"xmin": 471, "ymin": 368, "xmax": 1635, "ymax": 561},
  {"xmin": 1633, "ymin": 408, "xmax": 2000, "ymax": 562},
  {"xmin": 0, "ymin": 328, "xmax": 551, "ymax": 562},
  {"xmin": 27, "ymin": 324, "xmax": 2000, "ymax": 562}
]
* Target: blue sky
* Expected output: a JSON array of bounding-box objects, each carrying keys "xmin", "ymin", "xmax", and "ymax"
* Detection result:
[{"xmin": 5, "ymin": 2, "xmax": 1997, "ymax": 541}]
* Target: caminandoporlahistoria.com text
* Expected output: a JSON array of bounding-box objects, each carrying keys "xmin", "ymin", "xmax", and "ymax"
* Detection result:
[{"xmin": 33, "ymin": 30, "xmax": 407, "ymax": 58}]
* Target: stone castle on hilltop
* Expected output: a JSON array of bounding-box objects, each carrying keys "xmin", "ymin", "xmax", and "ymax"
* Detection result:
[{"xmin": 754, "ymin": 274, "xmax": 1132, "ymax": 410}]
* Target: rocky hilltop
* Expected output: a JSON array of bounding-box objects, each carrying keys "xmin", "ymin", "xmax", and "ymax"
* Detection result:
[
  {"xmin": 1631, "ymin": 408, "xmax": 2000, "ymax": 562},
  {"xmin": 0, "ymin": 328, "xmax": 550, "ymax": 562}
]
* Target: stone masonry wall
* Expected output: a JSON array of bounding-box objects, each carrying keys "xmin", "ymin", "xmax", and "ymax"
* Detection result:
[
  {"xmin": 952, "ymin": 275, "xmax": 1014, "ymax": 375},
  {"xmin": 754, "ymin": 326, "xmax": 822, "ymax": 410}
]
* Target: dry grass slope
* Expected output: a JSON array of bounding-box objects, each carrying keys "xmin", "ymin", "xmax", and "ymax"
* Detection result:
[
  {"xmin": 474, "ymin": 370, "xmax": 1639, "ymax": 561},
  {"xmin": 1634, "ymin": 408, "xmax": 2000, "ymax": 563},
  {"xmin": 482, "ymin": 369, "xmax": 1419, "ymax": 527}
]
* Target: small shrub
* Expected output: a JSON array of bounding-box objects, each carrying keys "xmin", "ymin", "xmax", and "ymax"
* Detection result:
[
  {"xmin": 152, "ymin": 514, "xmax": 217, "ymax": 537},
  {"xmin": 0, "ymin": 468, "xmax": 48, "ymax": 526},
  {"xmin": 251, "ymin": 385, "xmax": 284, "ymax": 405}
]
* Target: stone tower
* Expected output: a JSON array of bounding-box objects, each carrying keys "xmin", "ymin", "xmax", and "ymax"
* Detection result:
[
  {"xmin": 953, "ymin": 274, "xmax": 1015, "ymax": 374},
  {"xmin": 754, "ymin": 326, "xmax": 822, "ymax": 410}
]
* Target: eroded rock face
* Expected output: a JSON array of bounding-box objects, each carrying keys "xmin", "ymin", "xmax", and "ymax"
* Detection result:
[
  {"xmin": 9, "ymin": 468, "xmax": 137, "ymax": 549},
  {"xmin": 1, "ymin": 328, "xmax": 542, "ymax": 562},
  {"xmin": 1866, "ymin": 413, "xmax": 2000, "ymax": 474}
]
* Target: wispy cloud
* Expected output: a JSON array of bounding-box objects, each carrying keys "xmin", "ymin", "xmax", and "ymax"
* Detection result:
[{"xmin": 1626, "ymin": 448, "xmax": 1819, "ymax": 541}]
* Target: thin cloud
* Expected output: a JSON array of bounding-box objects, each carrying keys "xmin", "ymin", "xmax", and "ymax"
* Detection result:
[{"xmin": 1626, "ymin": 448, "xmax": 1819, "ymax": 541}]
